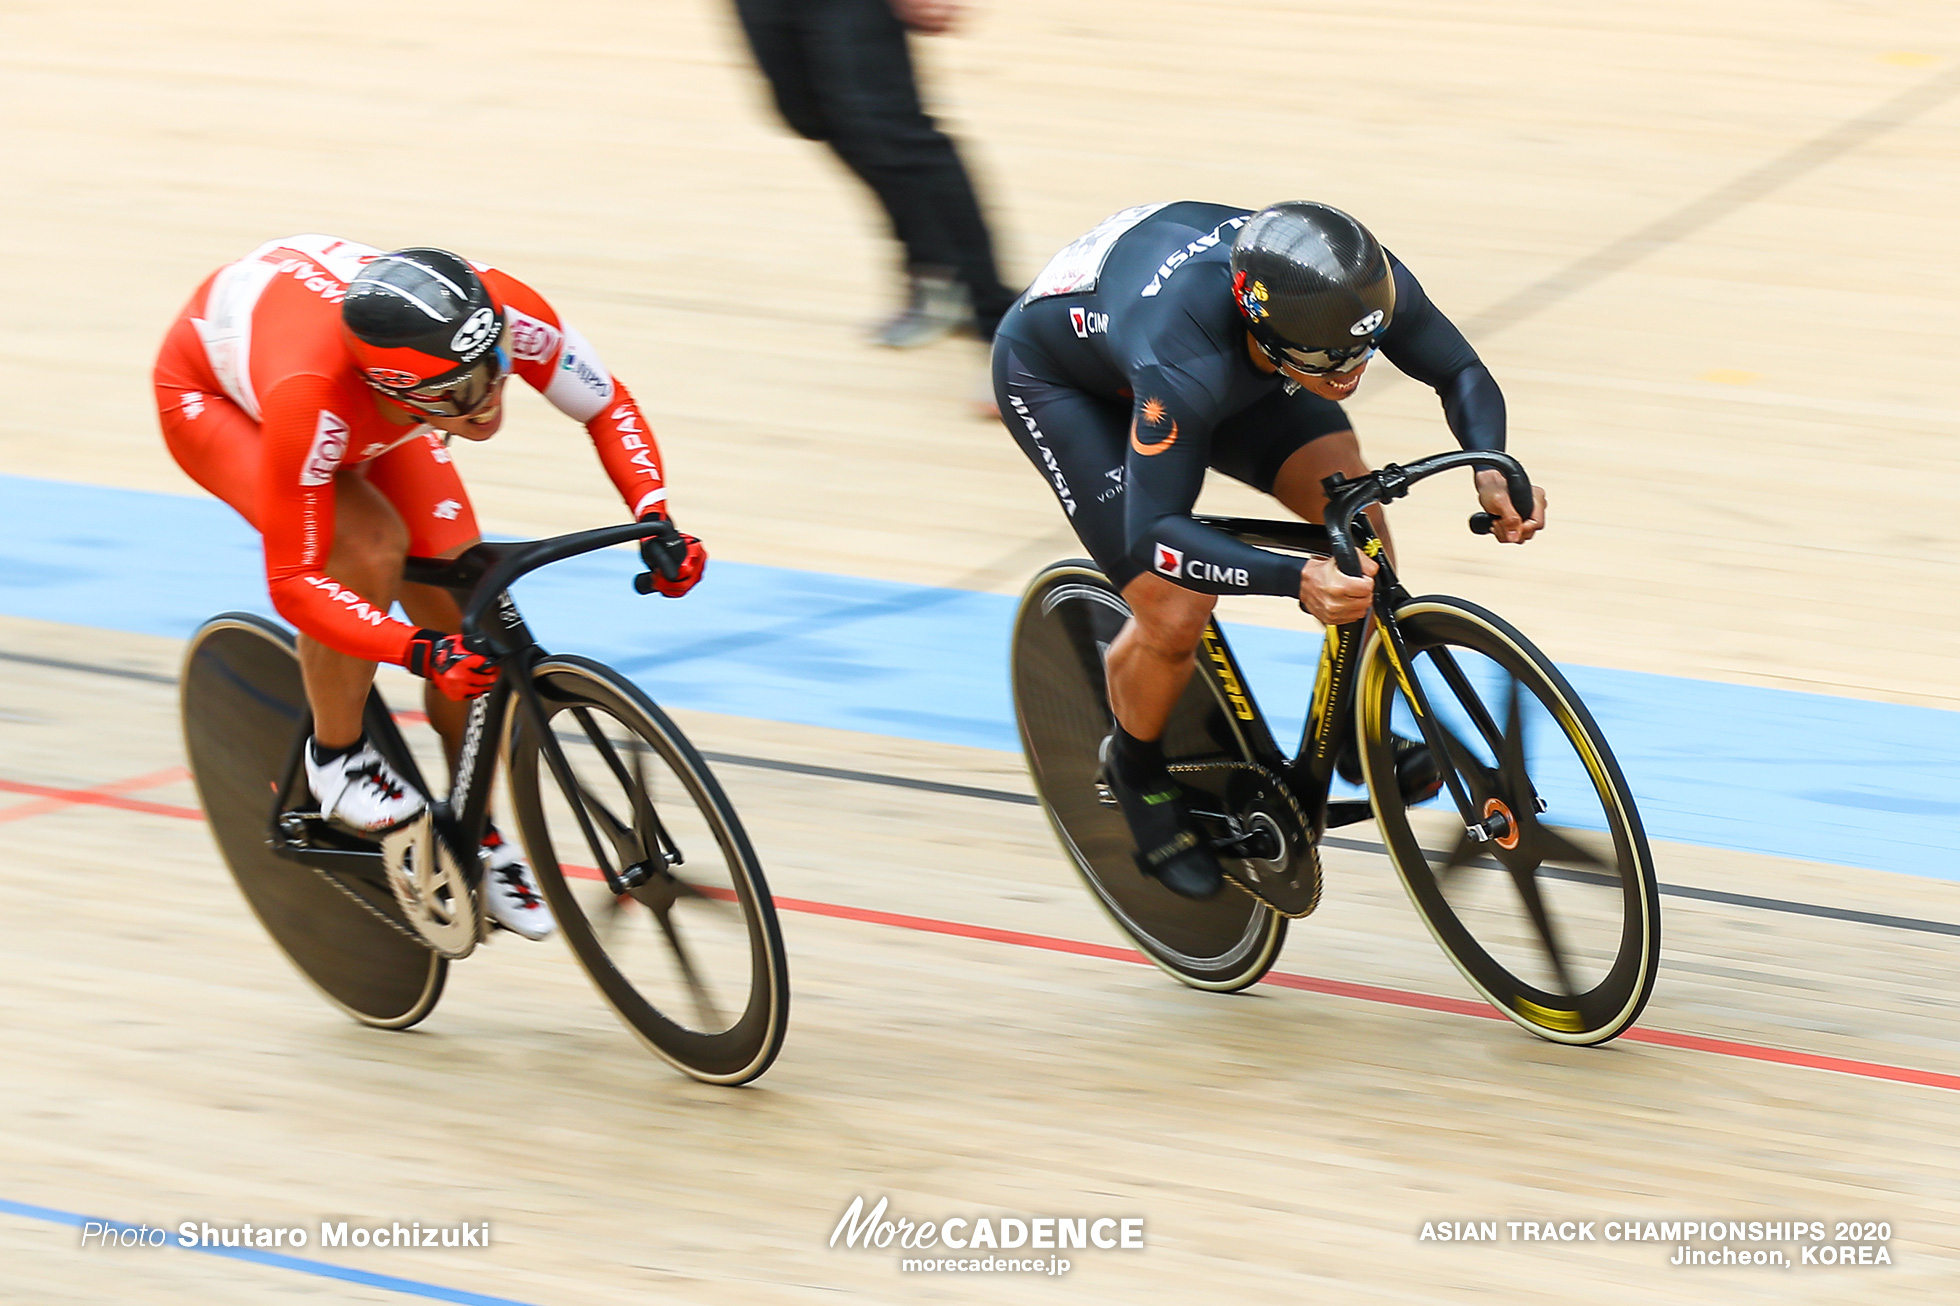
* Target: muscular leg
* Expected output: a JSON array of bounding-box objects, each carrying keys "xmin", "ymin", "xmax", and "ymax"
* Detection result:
[
  {"xmin": 1106, "ymin": 576, "xmax": 1216, "ymax": 743},
  {"xmin": 1106, "ymin": 430, "xmax": 1389, "ymax": 746},
  {"xmin": 297, "ymin": 472, "xmax": 411, "ymax": 749},
  {"xmin": 294, "ymin": 477, "xmax": 481, "ymax": 769},
  {"xmin": 1268, "ymin": 428, "xmax": 1394, "ymax": 562},
  {"xmin": 1268, "ymin": 429, "xmax": 1437, "ymax": 790},
  {"xmin": 355, "ymin": 427, "xmax": 487, "ymax": 775}
]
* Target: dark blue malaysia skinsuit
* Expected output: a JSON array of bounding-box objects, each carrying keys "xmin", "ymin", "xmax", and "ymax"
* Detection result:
[{"xmin": 992, "ymin": 201, "xmax": 1506, "ymax": 597}]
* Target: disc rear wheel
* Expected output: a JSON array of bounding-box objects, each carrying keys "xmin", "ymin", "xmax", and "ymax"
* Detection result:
[
  {"xmin": 180, "ymin": 614, "xmax": 445, "ymax": 1029},
  {"xmin": 1012, "ymin": 563, "xmax": 1285, "ymax": 992}
]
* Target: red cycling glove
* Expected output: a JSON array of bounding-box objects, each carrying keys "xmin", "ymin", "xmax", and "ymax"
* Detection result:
[
  {"xmin": 637, "ymin": 513, "xmax": 708, "ymax": 598},
  {"xmin": 405, "ymin": 629, "xmax": 500, "ymax": 701}
]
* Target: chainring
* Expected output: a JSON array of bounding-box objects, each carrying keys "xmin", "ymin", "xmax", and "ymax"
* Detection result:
[
  {"xmin": 380, "ymin": 816, "xmax": 481, "ymax": 959},
  {"xmin": 1169, "ymin": 759, "xmax": 1323, "ymax": 919}
]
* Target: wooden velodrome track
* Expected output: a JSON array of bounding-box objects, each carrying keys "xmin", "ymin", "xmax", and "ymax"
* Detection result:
[{"xmin": 3, "ymin": 1, "xmax": 1959, "ymax": 1301}]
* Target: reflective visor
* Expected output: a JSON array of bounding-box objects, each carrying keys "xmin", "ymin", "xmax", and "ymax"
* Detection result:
[
  {"xmin": 399, "ymin": 346, "xmax": 509, "ymax": 417},
  {"xmin": 1276, "ymin": 341, "xmax": 1376, "ymax": 376}
]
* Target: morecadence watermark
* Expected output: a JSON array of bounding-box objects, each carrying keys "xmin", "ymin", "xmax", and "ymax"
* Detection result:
[{"xmin": 830, "ymin": 1195, "xmax": 1145, "ymax": 1276}]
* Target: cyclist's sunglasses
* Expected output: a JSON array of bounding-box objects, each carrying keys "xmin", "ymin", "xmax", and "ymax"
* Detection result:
[
  {"xmin": 398, "ymin": 346, "xmax": 510, "ymax": 417},
  {"xmin": 1274, "ymin": 341, "xmax": 1376, "ymax": 376}
]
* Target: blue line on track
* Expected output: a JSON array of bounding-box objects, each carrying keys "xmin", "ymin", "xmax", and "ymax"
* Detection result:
[
  {"xmin": 0, "ymin": 1196, "xmax": 546, "ymax": 1305},
  {"xmin": 3, "ymin": 473, "xmax": 1956, "ymax": 879}
]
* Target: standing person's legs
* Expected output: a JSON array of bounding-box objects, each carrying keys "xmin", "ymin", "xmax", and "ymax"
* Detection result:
[
  {"xmin": 734, "ymin": 0, "xmax": 938, "ymax": 277},
  {"xmin": 732, "ymin": 0, "xmax": 830, "ymax": 141},
  {"xmin": 799, "ymin": 0, "xmax": 1016, "ymax": 339}
]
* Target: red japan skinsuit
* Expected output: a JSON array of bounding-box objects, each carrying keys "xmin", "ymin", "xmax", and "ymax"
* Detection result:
[{"xmin": 154, "ymin": 234, "xmax": 670, "ymax": 665}]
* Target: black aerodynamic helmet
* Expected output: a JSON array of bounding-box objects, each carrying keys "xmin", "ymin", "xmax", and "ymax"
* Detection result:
[
  {"xmin": 1230, "ymin": 202, "xmax": 1395, "ymax": 375},
  {"xmin": 341, "ymin": 247, "xmax": 508, "ymax": 416}
]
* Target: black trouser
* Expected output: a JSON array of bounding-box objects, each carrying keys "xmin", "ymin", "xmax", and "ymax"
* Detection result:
[{"xmin": 733, "ymin": 0, "xmax": 1017, "ymax": 334}]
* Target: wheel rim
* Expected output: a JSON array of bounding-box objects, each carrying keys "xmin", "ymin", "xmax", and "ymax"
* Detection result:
[
  {"xmin": 1013, "ymin": 566, "xmax": 1283, "ymax": 989},
  {"xmin": 509, "ymin": 661, "xmax": 785, "ymax": 1083},
  {"xmin": 180, "ymin": 615, "xmax": 444, "ymax": 1029},
  {"xmin": 1361, "ymin": 601, "xmax": 1658, "ymax": 1043}
]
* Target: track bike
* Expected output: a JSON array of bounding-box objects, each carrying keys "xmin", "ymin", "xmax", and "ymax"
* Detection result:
[
  {"xmin": 179, "ymin": 520, "xmax": 789, "ymax": 1085},
  {"xmin": 1011, "ymin": 451, "xmax": 1659, "ymax": 1045}
]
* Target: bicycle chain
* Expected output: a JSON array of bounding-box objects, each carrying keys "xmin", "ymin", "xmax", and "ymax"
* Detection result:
[
  {"xmin": 1166, "ymin": 758, "xmax": 1324, "ymax": 919},
  {"xmin": 297, "ymin": 858, "xmax": 436, "ymax": 951}
]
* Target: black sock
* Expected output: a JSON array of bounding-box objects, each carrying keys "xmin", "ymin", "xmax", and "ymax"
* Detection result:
[
  {"xmin": 309, "ymin": 734, "xmax": 366, "ymax": 766},
  {"xmin": 1109, "ymin": 723, "xmax": 1167, "ymax": 788}
]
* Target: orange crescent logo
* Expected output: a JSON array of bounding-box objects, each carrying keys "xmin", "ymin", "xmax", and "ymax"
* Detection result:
[{"xmin": 1131, "ymin": 397, "xmax": 1179, "ymax": 456}]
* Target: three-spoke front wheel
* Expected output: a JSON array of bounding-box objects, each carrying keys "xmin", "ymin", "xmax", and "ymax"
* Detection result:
[
  {"xmin": 505, "ymin": 656, "xmax": 789, "ymax": 1084},
  {"xmin": 1357, "ymin": 597, "xmax": 1660, "ymax": 1045}
]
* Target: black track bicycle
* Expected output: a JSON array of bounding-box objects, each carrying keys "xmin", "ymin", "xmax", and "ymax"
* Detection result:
[
  {"xmin": 1012, "ymin": 451, "xmax": 1659, "ymax": 1045},
  {"xmin": 179, "ymin": 521, "xmax": 789, "ymax": 1084}
]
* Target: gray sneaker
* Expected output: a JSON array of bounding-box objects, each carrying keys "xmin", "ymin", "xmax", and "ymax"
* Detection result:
[{"xmin": 874, "ymin": 271, "xmax": 970, "ymax": 348}]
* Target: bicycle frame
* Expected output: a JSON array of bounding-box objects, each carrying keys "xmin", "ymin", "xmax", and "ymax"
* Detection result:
[
  {"xmin": 1186, "ymin": 449, "xmax": 1536, "ymax": 844},
  {"xmin": 265, "ymin": 521, "xmax": 677, "ymax": 896}
]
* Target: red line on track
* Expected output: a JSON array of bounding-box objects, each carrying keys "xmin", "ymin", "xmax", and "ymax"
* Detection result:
[
  {"xmin": 558, "ymin": 862, "xmax": 1960, "ymax": 1092},
  {"xmin": 0, "ymin": 767, "xmax": 198, "ymax": 824},
  {"xmin": 7, "ymin": 777, "xmax": 1953, "ymax": 1094},
  {"xmin": 1612, "ymin": 1026, "xmax": 1960, "ymax": 1091}
]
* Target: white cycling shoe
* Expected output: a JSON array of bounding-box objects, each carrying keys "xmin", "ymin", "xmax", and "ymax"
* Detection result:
[
  {"xmin": 305, "ymin": 738, "xmax": 425, "ymax": 834},
  {"xmin": 480, "ymin": 829, "xmax": 556, "ymax": 941}
]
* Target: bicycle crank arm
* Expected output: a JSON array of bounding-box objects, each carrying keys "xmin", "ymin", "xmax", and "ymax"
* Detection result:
[
  {"xmin": 1187, "ymin": 808, "xmax": 1285, "ymax": 862},
  {"xmin": 1212, "ymin": 827, "xmax": 1284, "ymax": 860},
  {"xmin": 1322, "ymin": 800, "xmax": 1374, "ymax": 829},
  {"xmin": 271, "ymin": 810, "xmax": 389, "ymax": 861}
]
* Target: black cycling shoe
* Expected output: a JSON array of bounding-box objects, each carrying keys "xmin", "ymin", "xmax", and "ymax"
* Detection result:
[
  {"xmin": 1337, "ymin": 736, "xmax": 1443, "ymax": 805},
  {"xmin": 1100, "ymin": 737, "xmax": 1224, "ymax": 900}
]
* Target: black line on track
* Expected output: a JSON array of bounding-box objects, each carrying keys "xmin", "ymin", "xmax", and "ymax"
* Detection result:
[
  {"xmin": 697, "ymin": 751, "xmax": 1040, "ymax": 807},
  {"xmin": 9, "ymin": 644, "xmax": 1958, "ymax": 938},
  {"xmin": 1314, "ymin": 835, "xmax": 1960, "ymax": 938},
  {"xmin": 0, "ymin": 649, "xmax": 177, "ymax": 685},
  {"xmin": 1465, "ymin": 65, "xmax": 1960, "ymax": 337}
]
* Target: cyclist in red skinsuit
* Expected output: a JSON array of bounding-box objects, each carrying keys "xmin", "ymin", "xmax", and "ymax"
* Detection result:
[{"xmin": 154, "ymin": 235, "xmax": 707, "ymax": 938}]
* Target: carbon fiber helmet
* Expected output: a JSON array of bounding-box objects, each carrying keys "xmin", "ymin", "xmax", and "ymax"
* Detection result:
[
  {"xmin": 1230, "ymin": 202, "xmax": 1395, "ymax": 375},
  {"xmin": 342, "ymin": 248, "xmax": 508, "ymax": 415}
]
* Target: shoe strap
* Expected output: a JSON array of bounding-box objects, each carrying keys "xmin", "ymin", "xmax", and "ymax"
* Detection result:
[{"xmin": 1138, "ymin": 828, "xmax": 1201, "ymax": 870}]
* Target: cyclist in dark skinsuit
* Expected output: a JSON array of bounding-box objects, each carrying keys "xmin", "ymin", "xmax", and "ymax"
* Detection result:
[{"xmin": 993, "ymin": 200, "xmax": 1547, "ymax": 899}]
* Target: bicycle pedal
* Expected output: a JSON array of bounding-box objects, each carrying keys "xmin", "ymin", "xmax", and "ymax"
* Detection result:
[
  {"xmin": 275, "ymin": 809, "xmax": 380, "ymax": 851},
  {"xmin": 276, "ymin": 810, "xmax": 320, "ymax": 840}
]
